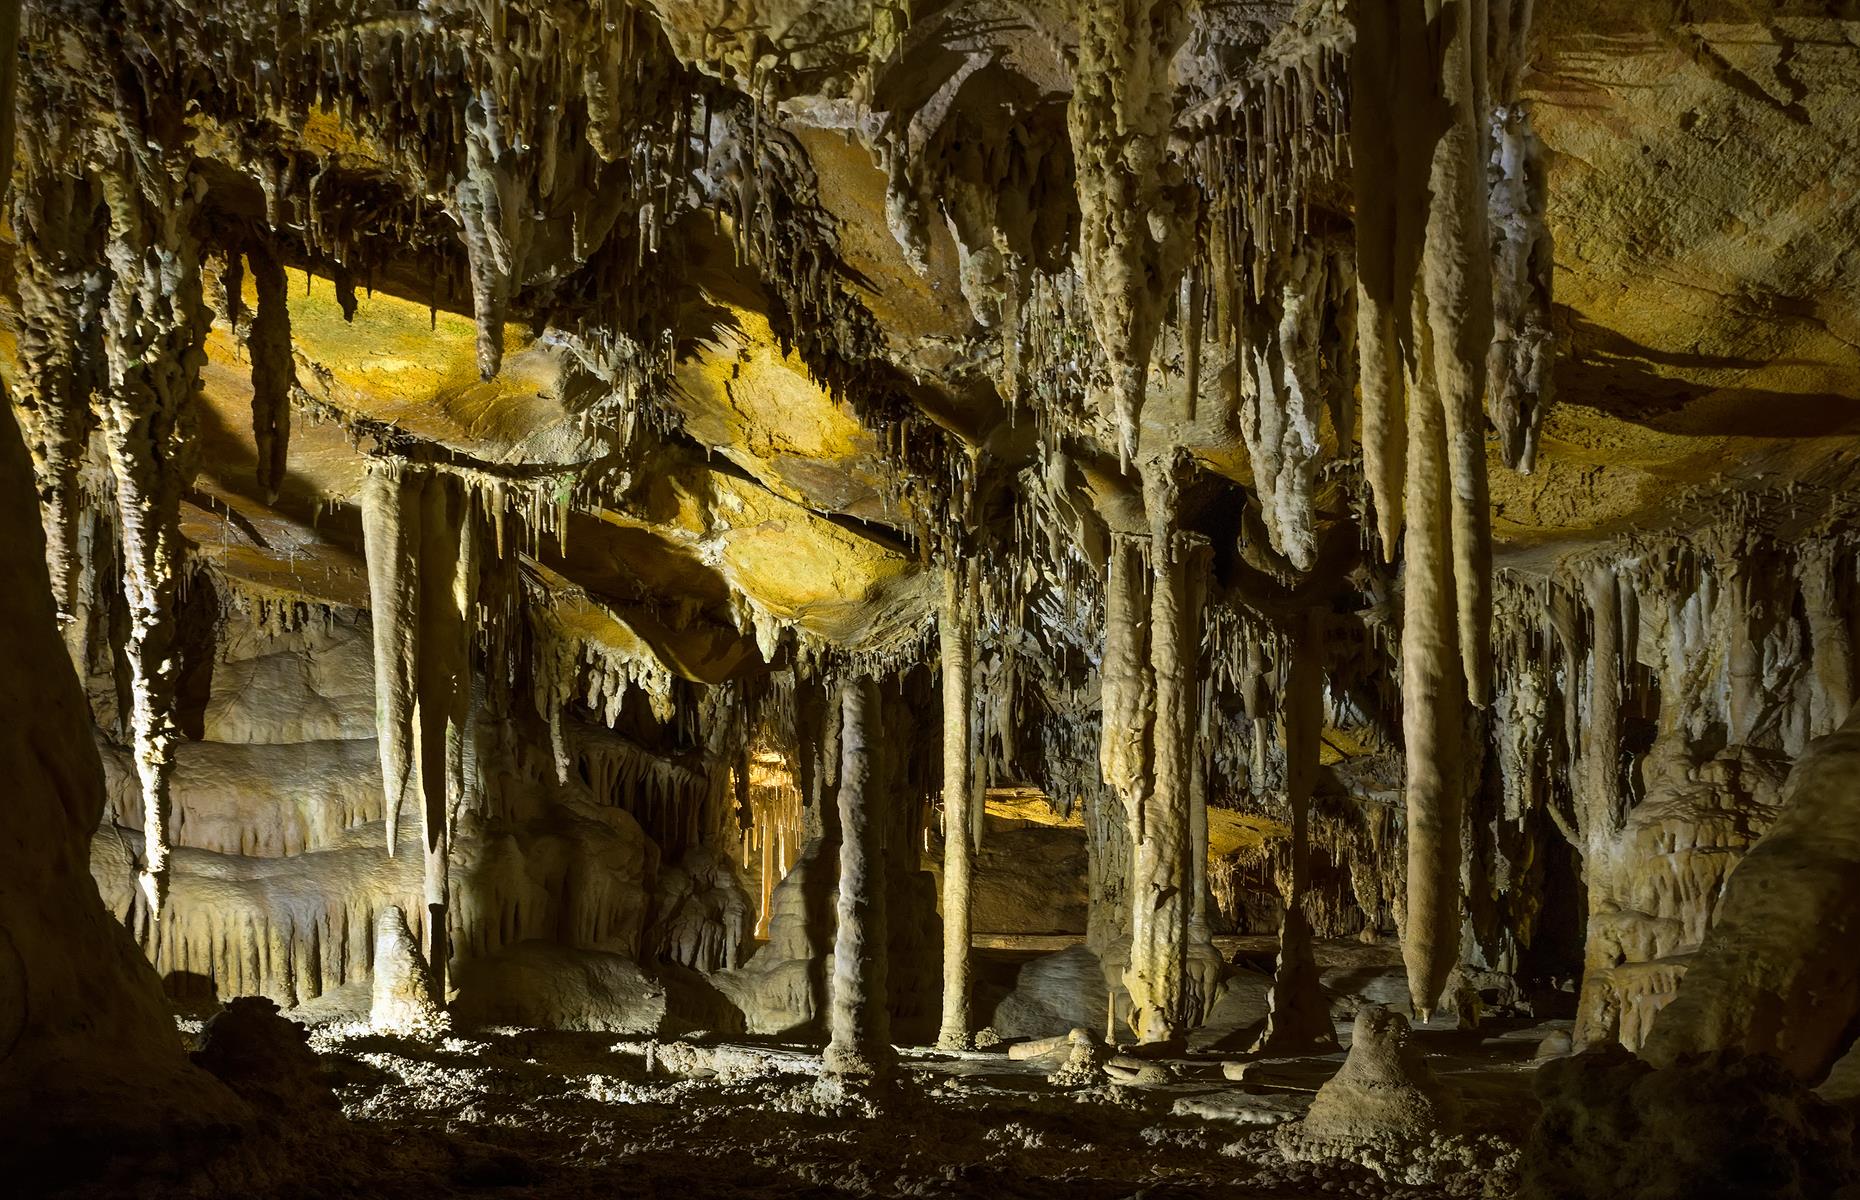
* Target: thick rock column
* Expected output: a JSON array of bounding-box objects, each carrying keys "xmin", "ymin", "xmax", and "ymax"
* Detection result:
[
  {"xmin": 937, "ymin": 562, "xmax": 979, "ymax": 1049},
  {"xmin": 1122, "ymin": 461, "xmax": 1219, "ymax": 1042},
  {"xmin": 1571, "ymin": 564, "xmax": 1629, "ymax": 1049},
  {"xmin": 824, "ymin": 676, "xmax": 893, "ymax": 1080}
]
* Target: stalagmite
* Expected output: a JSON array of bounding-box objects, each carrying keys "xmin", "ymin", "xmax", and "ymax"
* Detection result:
[
  {"xmin": 936, "ymin": 561, "xmax": 979, "ymax": 1050},
  {"xmin": 96, "ymin": 131, "xmax": 211, "ymax": 916},
  {"xmin": 1068, "ymin": 0, "xmax": 1195, "ymax": 466},
  {"xmin": 371, "ymin": 905, "xmax": 448, "ymax": 1037},
  {"xmin": 1100, "ymin": 531, "xmax": 1155, "ymax": 825},
  {"xmin": 1257, "ymin": 607, "xmax": 1341, "ymax": 1052},
  {"xmin": 1580, "ymin": 565, "xmax": 1625, "ymax": 844},
  {"xmin": 824, "ymin": 676, "xmax": 893, "ymax": 1081},
  {"xmin": 245, "ymin": 243, "xmax": 295, "ymax": 504}
]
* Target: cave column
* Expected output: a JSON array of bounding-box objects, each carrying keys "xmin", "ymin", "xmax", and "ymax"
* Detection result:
[
  {"xmin": 1257, "ymin": 606, "xmax": 1341, "ymax": 1052},
  {"xmin": 824, "ymin": 675, "xmax": 893, "ymax": 1081},
  {"xmin": 937, "ymin": 560, "xmax": 980, "ymax": 1049},
  {"xmin": 1572, "ymin": 562, "xmax": 1630, "ymax": 1050},
  {"xmin": 1122, "ymin": 458, "xmax": 1217, "ymax": 1042}
]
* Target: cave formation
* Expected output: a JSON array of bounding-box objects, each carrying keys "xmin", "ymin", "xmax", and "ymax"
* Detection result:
[{"xmin": 5, "ymin": 1, "xmax": 1860, "ymax": 1197}]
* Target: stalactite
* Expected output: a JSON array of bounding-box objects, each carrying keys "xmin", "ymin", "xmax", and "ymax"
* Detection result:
[
  {"xmin": 1351, "ymin": 0, "xmax": 1510, "ymax": 1016},
  {"xmin": 1068, "ymin": 0, "xmax": 1195, "ymax": 466},
  {"xmin": 936, "ymin": 560, "xmax": 979, "ymax": 1050},
  {"xmin": 417, "ymin": 470, "xmax": 477, "ymax": 1000},
  {"xmin": 1399, "ymin": 324, "xmax": 1467, "ymax": 1021},
  {"xmin": 245, "ymin": 242, "xmax": 295, "ymax": 504},
  {"xmin": 361, "ymin": 458, "xmax": 480, "ymax": 1001},
  {"xmin": 11, "ymin": 94, "xmax": 103, "ymax": 660},
  {"xmin": 1485, "ymin": 0, "xmax": 1554, "ymax": 471},
  {"xmin": 1257, "ymin": 607, "xmax": 1341, "ymax": 1052},
  {"xmin": 1349, "ymin": 0, "xmax": 1407, "ymax": 554},
  {"xmin": 1424, "ymin": 0, "xmax": 1498, "ymax": 709},
  {"xmin": 363, "ymin": 456, "xmax": 420, "ymax": 849},
  {"xmin": 824, "ymin": 676, "xmax": 892, "ymax": 1082},
  {"xmin": 96, "ymin": 121, "xmax": 211, "ymax": 916},
  {"xmin": 1239, "ymin": 249, "xmax": 1330, "ymax": 570}
]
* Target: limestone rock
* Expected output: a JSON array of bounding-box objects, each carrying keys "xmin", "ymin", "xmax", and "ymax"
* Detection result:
[{"xmin": 1524, "ymin": 1048, "xmax": 1858, "ymax": 1200}]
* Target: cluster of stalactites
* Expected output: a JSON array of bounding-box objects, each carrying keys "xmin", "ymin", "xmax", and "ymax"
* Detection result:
[
  {"xmin": 99, "ymin": 0, "xmax": 699, "ymax": 382},
  {"xmin": 93, "ymin": 96, "xmax": 214, "ymax": 916},
  {"xmin": 1351, "ymin": 0, "xmax": 1554, "ymax": 1017},
  {"xmin": 9, "ymin": 43, "xmax": 111, "ymax": 657},
  {"xmin": 1233, "ymin": 243, "xmax": 1358, "ymax": 571},
  {"xmin": 1068, "ymin": 0, "xmax": 1197, "ymax": 468},
  {"xmin": 1485, "ymin": 0, "xmax": 1555, "ymax": 472},
  {"xmin": 1490, "ymin": 528, "xmax": 1860, "ymax": 816}
]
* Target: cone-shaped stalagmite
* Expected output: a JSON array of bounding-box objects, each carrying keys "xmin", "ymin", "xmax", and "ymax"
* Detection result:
[
  {"xmin": 937, "ymin": 561, "xmax": 980, "ymax": 1050},
  {"xmin": 825, "ymin": 676, "xmax": 893, "ymax": 1080},
  {"xmin": 1257, "ymin": 608, "xmax": 1341, "ymax": 1052}
]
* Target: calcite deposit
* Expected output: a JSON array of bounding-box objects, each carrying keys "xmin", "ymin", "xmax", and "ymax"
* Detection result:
[{"xmin": 4, "ymin": 0, "xmax": 1860, "ymax": 1196}]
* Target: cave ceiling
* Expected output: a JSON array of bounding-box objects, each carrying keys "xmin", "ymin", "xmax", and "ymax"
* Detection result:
[{"xmin": 5, "ymin": 0, "xmax": 1859, "ymax": 689}]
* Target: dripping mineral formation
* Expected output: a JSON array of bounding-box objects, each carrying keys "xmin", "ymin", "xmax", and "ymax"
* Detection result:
[{"xmin": 5, "ymin": 1, "xmax": 1860, "ymax": 1196}]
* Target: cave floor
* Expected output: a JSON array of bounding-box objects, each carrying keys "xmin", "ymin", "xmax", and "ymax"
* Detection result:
[{"xmin": 224, "ymin": 1011, "xmax": 1561, "ymax": 1199}]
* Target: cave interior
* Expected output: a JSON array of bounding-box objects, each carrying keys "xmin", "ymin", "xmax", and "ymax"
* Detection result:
[{"xmin": 7, "ymin": 0, "xmax": 1860, "ymax": 1197}]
